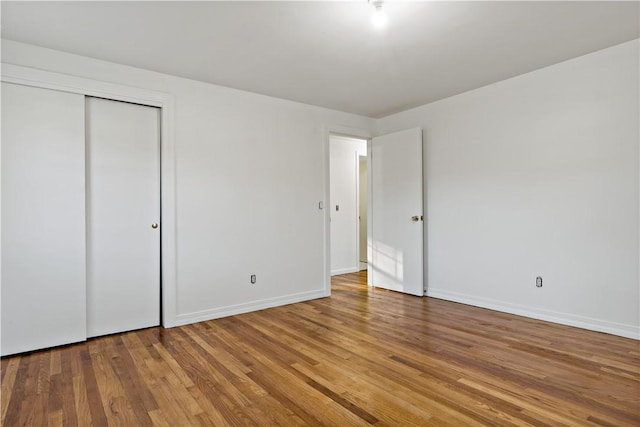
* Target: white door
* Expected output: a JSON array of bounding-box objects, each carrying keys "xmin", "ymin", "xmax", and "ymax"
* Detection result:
[
  {"xmin": 86, "ymin": 97, "xmax": 161, "ymax": 337},
  {"xmin": 1, "ymin": 83, "xmax": 87, "ymax": 356},
  {"xmin": 369, "ymin": 128, "xmax": 424, "ymax": 296}
]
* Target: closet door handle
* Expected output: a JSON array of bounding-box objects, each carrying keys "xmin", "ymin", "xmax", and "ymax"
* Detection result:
[{"xmin": 151, "ymin": 223, "xmax": 159, "ymax": 229}]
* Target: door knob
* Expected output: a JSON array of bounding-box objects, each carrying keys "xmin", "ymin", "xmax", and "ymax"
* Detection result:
[
  {"xmin": 151, "ymin": 223, "xmax": 159, "ymax": 229},
  {"xmin": 411, "ymin": 216, "xmax": 420, "ymax": 222}
]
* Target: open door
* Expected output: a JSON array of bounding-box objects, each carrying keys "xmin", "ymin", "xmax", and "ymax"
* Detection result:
[{"xmin": 369, "ymin": 128, "xmax": 424, "ymax": 296}]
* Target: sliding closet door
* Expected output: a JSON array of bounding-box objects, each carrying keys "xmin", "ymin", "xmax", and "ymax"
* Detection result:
[
  {"xmin": 85, "ymin": 97, "xmax": 161, "ymax": 337},
  {"xmin": 1, "ymin": 83, "xmax": 87, "ymax": 356}
]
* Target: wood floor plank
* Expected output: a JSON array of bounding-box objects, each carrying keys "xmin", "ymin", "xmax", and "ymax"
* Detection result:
[
  {"xmin": 89, "ymin": 337, "xmax": 137, "ymax": 426},
  {"xmin": 0, "ymin": 358, "xmax": 20, "ymax": 420},
  {"xmin": 2, "ymin": 271, "xmax": 639, "ymax": 426},
  {"xmin": 119, "ymin": 333, "xmax": 201, "ymax": 425},
  {"xmin": 210, "ymin": 319, "xmax": 371, "ymax": 426},
  {"xmin": 148, "ymin": 334, "xmax": 232, "ymax": 425},
  {"xmin": 17, "ymin": 352, "xmax": 49, "ymax": 427},
  {"xmin": 72, "ymin": 372, "xmax": 93, "ymax": 427},
  {"xmin": 161, "ymin": 327, "xmax": 257, "ymax": 426},
  {"xmin": 47, "ymin": 408, "xmax": 63, "ymax": 427},
  {"xmin": 106, "ymin": 336, "xmax": 156, "ymax": 426},
  {"xmin": 185, "ymin": 323, "xmax": 310, "ymax": 426},
  {"xmin": 77, "ymin": 347, "xmax": 108, "ymax": 426}
]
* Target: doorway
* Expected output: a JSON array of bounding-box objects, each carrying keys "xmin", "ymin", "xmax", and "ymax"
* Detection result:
[
  {"xmin": 325, "ymin": 127, "xmax": 424, "ymax": 297},
  {"xmin": 329, "ymin": 134, "xmax": 368, "ymax": 276}
]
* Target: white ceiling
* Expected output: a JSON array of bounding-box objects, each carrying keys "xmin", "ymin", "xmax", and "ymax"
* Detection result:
[{"xmin": 2, "ymin": 1, "xmax": 639, "ymax": 118}]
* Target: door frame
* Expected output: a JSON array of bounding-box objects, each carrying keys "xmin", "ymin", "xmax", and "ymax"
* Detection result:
[
  {"xmin": 356, "ymin": 153, "xmax": 368, "ymax": 272},
  {"xmin": 1, "ymin": 63, "xmax": 179, "ymax": 327},
  {"xmin": 322, "ymin": 125, "xmax": 372, "ymax": 295}
]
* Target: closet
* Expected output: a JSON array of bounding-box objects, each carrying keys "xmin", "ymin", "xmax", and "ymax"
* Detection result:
[{"xmin": 1, "ymin": 83, "xmax": 161, "ymax": 356}]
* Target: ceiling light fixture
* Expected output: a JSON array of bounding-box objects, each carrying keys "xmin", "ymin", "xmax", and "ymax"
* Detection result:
[{"xmin": 370, "ymin": 0, "xmax": 387, "ymax": 29}]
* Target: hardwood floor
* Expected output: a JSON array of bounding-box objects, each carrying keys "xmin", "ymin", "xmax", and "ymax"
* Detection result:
[{"xmin": 2, "ymin": 271, "xmax": 639, "ymax": 426}]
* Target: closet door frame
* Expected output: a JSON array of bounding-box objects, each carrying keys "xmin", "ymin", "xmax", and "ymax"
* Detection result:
[{"xmin": 1, "ymin": 63, "xmax": 178, "ymax": 328}]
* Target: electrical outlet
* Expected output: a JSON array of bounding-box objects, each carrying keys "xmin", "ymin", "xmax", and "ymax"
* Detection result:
[
  {"xmin": 536, "ymin": 276, "xmax": 543, "ymax": 287},
  {"xmin": 250, "ymin": 274, "xmax": 256, "ymax": 284}
]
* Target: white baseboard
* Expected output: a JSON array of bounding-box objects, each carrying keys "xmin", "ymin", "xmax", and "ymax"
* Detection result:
[
  {"xmin": 331, "ymin": 267, "xmax": 359, "ymax": 276},
  {"xmin": 427, "ymin": 288, "xmax": 639, "ymax": 340},
  {"xmin": 174, "ymin": 289, "xmax": 328, "ymax": 327}
]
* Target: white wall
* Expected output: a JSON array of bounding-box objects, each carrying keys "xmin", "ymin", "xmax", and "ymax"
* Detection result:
[
  {"xmin": 377, "ymin": 40, "xmax": 640, "ymax": 338},
  {"xmin": 1, "ymin": 40, "xmax": 375, "ymax": 325},
  {"xmin": 330, "ymin": 135, "xmax": 367, "ymax": 275}
]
